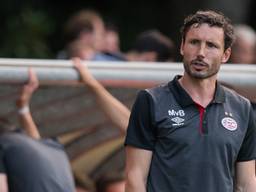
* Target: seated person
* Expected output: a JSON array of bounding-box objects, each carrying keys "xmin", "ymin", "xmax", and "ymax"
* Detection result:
[{"xmin": 0, "ymin": 69, "xmax": 75, "ymax": 192}]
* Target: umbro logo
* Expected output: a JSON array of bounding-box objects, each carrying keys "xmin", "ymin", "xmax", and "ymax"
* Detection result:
[
  {"xmin": 168, "ymin": 109, "xmax": 185, "ymax": 126},
  {"xmin": 171, "ymin": 117, "xmax": 184, "ymax": 126}
]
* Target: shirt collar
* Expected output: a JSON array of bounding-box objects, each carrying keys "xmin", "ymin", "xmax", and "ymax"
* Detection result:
[{"xmin": 168, "ymin": 75, "xmax": 225, "ymax": 107}]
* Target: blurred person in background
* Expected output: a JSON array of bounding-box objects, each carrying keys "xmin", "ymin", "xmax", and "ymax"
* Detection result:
[
  {"xmin": 57, "ymin": 9, "xmax": 105, "ymax": 60},
  {"xmin": 59, "ymin": 9, "xmax": 125, "ymax": 61},
  {"xmin": 65, "ymin": 9, "xmax": 105, "ymax": 53},
  {"xmin": 73, "ymin": 58, "xmax": 130, "ymax": 133},
  {"xmin": 97, "ymin": 21, "xmax": 126, "ymax": 61},
  {"xmin": 103, "ymin": 22, "xmax": 121, "ymax": 54},
  {"xmin": 61, "ymin": 11, "xmax": 176, "ymax": 63},
  {"xmin": 67, "ymin": 38, "xmax": 95, "ymax": 60},
  {"xmin": 73, "ymin": 57, "xmax": 130, "ymax": 191},
  {"xmin": 229, "ymin": 24, "xmax": 256, "ymax": 64},
  {"xmin": 0, "ymin": 69, "xmax": 75, "ymax": 192},
  {"xmin": 125, "ymin": 30, "xmax": 176, "ymax": 62}
]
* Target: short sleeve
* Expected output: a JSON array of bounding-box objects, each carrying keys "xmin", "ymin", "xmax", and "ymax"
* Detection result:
[
  {"xmin": 0, "ymin": 145, "xmax": 6, "ymax": 173},
  {"xmin": 124, "ymin": 90, "xmax": 156, "ymax": 151},
  {"xmin": 237, "ymin": 106, "xmax": 256, "ymax": 161}
]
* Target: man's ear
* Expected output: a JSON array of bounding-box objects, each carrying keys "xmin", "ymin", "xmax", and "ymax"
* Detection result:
[
  {"xmin": 180, "ymin": 39, "xmax": 184, "ymax": 56},
  {"xmin": 222, "ymin": 47, "xmax": 231, "ymax": 63}
]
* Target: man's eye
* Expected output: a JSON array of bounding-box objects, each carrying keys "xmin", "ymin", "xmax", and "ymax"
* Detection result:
[
  {"xmin": 208, "ymin": 43, "xmax": 217, "ymax": 48},
  {"xmin": 190, "ymin": 40, "xmax": 198, "ymax": 44}
]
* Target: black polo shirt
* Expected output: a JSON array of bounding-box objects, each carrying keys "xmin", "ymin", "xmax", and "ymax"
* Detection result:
[{"xmin": 125, "ymin": 75, "xmax": 256, "ymax": 192}]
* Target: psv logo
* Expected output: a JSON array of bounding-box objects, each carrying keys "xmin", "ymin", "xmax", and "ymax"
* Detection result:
[{"xmin": 221, "ymin": 117, "xmax": 237, "ymax": 131}]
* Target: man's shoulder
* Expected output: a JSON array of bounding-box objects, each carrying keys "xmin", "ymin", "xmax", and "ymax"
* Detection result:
[
  {"xmin": 0, "ymin": 133, "xmax": 62, "ymax": 150},
  {"xmin": 0, "ymin": 132, "xmax": 23, "ymax": 142},
  {"xmin": 221, "ymin": 85, "xmax": 252, "ymax": 114},
  {"xmin": 0, "ymin": 133, "xmax": 29, "ymax": 151},
  {"xmin": 222, "ymin": 85, "xmax": 251, "ymax": 105},
  {"xmin": 145, "ymin": 82, "xmax": 170, "ymax": 98}
]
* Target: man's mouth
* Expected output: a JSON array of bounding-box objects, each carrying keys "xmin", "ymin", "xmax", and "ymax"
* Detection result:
[{"xmin": 191, "ymin": 60, "xmax": 208, "ymax": 70}]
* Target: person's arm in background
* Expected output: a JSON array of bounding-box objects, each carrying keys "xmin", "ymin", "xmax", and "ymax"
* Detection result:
[
  {"xmin": 16, "ymin": 68, "xmax": 40, "ymax": 140},
  {"xmin": 125, "ymin": 146, "xmax": 152, "ymax": 192},
  {"xmin": 0, "ymin": 174, "xmax": 8, "ymax": 192},
  {"xmin": 73, "ymin": 58, "xmax": 130, "ymax": 133},
  {"xmin": 235, "ymin": 160, "xmax": 256, "ymax": 192}
]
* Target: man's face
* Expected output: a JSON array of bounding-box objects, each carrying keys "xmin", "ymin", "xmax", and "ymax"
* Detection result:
[
  {"xmin": 104, "ymin": 30, "xmax": 120, "ymax": 53},
  {"xmin": 180, "ymin": 23, "xmax": 231, "ymax": 79}
]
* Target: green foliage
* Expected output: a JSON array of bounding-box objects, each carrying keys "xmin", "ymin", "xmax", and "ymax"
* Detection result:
[{"xmin": 0, "ymin": 7, "xmax": 54, "ymax": 58}]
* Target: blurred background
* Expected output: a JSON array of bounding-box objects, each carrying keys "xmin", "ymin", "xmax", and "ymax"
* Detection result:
[{"xmin": 0, "ymin": 0, "xmax": 255, "ymax": 59}]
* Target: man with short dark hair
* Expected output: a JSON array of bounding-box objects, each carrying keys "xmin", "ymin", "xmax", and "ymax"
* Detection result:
[
  {"xmin": 125, "ymin": 10, "xmax": 256, "ymax": 192},
  {"xmin": 126, "ymin": 30, "xmax": 176, "ymax": 62},
  {"xmin": 0, "ymin": 69, "xmax": 75, "ymax": 192}
]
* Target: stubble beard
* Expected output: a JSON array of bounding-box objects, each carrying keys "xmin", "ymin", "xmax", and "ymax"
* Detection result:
[{"xmin": 183, "ymin": 59, "xmax": 220, "ymax": 79}]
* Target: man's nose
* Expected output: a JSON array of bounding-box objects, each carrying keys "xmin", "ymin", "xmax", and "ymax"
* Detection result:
[{"xmin": 197, "ymin": 44, "xmax": 206, "ymax": 58}]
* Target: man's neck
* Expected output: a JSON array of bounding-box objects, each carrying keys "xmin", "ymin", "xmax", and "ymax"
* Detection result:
[{"xmin": 179, "ymin": 74, "xmax": 217, "ymax": 108}]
